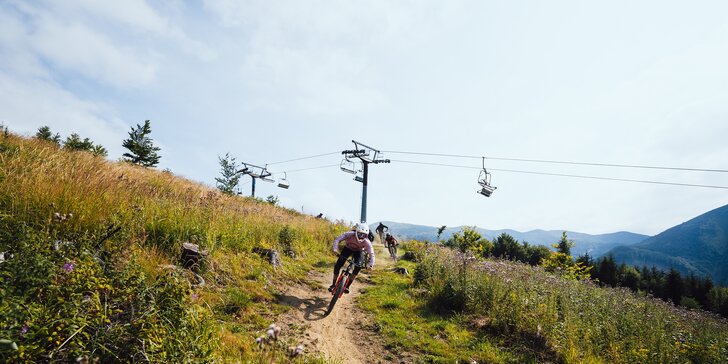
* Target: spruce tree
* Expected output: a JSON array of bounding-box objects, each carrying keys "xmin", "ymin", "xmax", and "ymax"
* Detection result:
[
  {"xmin": 122, "ymin": 120, "xmax": 161, "ymax": 167},
  {"xmin": 63, "ymin": 133, "xmax": 108, "ymax": 157},
  {"xmin": 35, "ymin": 126, "xmax": 61, "ymax": 145},
  {"xmin": 215, "ymin": 153, "xmax": 241, "ymax": 195}
]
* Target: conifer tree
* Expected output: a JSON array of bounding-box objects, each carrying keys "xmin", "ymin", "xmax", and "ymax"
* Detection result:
[
  {"xmin": 35, "ymin": 126, "xmax": 61, "ymax": 145},
  {"xmin": 63, "ymin": 133, "xmax": 108, "ymax": 157},
  {"xmin": 215, "ymin": 153, "xmax": 241, "ymax": 195},
  {"xmin": 122, "ymin": 120, "xmax": 161, "ymax": 167}
]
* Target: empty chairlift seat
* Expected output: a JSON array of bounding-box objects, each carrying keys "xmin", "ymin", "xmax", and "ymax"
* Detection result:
[{"xmin": 277, "ymin": 173, "xmax": 290, "ymax": 189}]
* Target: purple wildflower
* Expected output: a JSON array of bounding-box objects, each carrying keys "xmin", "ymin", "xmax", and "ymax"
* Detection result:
[
  {"xmin": 19, "ymin": 325, "xmax": 28, "ymax": 337},
  {"xmin": 62, "ymin": 262, "xmax": 75, "ymax": 273}
]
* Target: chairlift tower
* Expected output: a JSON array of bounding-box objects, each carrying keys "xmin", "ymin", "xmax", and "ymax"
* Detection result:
[
  {"xmin": 236, "ymin": 163, "xmax": 273, "ymax": 198},
  {"xmin": 341, "ymin": 140, "xmax": 390, "ymax": 223}
]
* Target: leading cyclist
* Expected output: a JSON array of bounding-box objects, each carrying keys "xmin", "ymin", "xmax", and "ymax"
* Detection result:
[{"xmin": 329, "ymin": 223, "xmax": 375, "ymax": 294}]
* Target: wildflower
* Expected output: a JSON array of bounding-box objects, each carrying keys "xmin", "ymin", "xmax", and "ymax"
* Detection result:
[
  {"xmin": 191, "ymin": 293, "xmax": 199, "ymax": 301},
  {"xmin": 256, "ymin": 336, "xmax": 267, "ymax": 349},
  {"xmin": 267, "ymin": 324, "xmax": 280, "ymax": 340},
  {"xmin": 289, "ymin": 344, "xmax": 304, "ymax": 357},
  {"xmin": 19, "ymin": 325, "xmax": 29, "ymax": 337},
  {"xmin": 62, "ymin": 262, "xmax": 75, "ymax": 273}
]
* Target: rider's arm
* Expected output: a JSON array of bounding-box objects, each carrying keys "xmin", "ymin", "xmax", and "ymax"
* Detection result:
[
  {"xmin": 332, "ymin": 231, "xmax": 352, "ymax": 253},
  {"xmin": 366, "ymin": 239, "xmax": 375, "ymax": 268}
]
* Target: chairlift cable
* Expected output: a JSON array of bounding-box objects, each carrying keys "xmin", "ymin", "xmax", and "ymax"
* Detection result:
[
  {"xmin": 383, "ymin": 150, "xmax": 728, "ymax": 173},
  {"xmin": 276, "ymin": 164, "xmax": 340, "ymax": 174},
  {"xmin": 391, "ymin": 159, "xmax": 728, "ymax": 190},
  {"xmin": 267, "ymin": 151, "xmax": 341, "ymax": 165}
]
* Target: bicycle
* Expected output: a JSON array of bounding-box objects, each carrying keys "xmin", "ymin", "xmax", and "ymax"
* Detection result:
[
  {"xmin": 387, "ymin": 241, "xmax": 398, "ymax": 261},
  {"xmin": 326, "ymin": 256, "xmax": 364, "ymax": 316}
]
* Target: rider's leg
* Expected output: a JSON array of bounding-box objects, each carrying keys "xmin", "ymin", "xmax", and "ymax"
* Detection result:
[
  {"xmin": 331, "ymin": 247, "xmax": 352, "ymax": 289},
  {"xmin": 345, "ymin": 251, "xmax": 364, "ymax": 293}
]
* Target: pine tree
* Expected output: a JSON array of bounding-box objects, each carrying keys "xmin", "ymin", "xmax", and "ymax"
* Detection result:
[
  {"xmin": 122, "ymin": 120, "xmax": 161, "ymax": 167},
  {"xmin": 63, "ymin": 133, "xmax": 108, "ymax": 157},
  {"xmin": 215, "ymin": 153, "xmax": 241, "ymax": 195},
  {"xmin": 35, "ymin": 126, "xmax": 61, "ymax": 145}
]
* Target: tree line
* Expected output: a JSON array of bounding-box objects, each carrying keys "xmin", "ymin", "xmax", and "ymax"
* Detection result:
[
  {"xmin": 443, "ymin": 228, "xmax": 728, "ymax": 318},
  {"xmin": 34, "ymin": 120, "xmax": 161, "ymax": 167}
]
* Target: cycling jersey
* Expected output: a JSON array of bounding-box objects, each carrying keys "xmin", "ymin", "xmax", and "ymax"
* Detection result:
[{"xmin": 333, "ymin": 231, "xmax": 375, "ymax": 267}]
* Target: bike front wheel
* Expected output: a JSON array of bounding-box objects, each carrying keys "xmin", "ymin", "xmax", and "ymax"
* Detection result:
[{"xmin": 325, "ymin": 274, "xmax": 348, "ymax": 316}]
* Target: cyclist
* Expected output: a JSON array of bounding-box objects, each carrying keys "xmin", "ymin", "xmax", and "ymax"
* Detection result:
[
  {"xmin": 384, "ymin": 232, "xmax": 399, "ymax": 259},
  {"xmin": 375, "ymin": 222, "xmax": 389, "ymax": 245},
  {"xmin": 384, "ymin": 232, "xmax": 398, "ymax": 248},
  {"xmin": 329, "ymin": 223, "xmax": 375, "ymax": 294}
]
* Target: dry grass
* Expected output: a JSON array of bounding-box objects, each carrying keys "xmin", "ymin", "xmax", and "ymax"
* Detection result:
[{"xmin": 0, "ymin": 132, "xmax": 344, "ymax": 361}]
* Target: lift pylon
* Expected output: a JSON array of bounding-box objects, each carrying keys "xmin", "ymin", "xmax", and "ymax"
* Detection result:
[{"xmin": 341, "ymin": 140, "xmax": 390, "ymax": 223}]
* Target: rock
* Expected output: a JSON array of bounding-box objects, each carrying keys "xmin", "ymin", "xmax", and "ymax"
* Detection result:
[
  {"xmin": 391, "ymin": 267, "xmax": 409, "ymax": 275},
  {"xmin": 253, "ymin": 247, "xmax": 282, "ymax": 267},
  {"xmin": 402, "ymin": 251, "xmax": 419, "ymax": 262},
  {"xmin": 181, "ymin": 242, "xmax": 208, "ymax": 271}
]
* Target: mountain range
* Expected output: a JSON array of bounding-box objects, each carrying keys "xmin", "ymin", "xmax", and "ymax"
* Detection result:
[
  {"xmin": 376, "ymin": 202, "xmax": 728, "ymax": 285},
  {"xmin": 371, "ymin": 221, "xmax": 648, "ymax": 257},
  {"xmin": 606, "ymin": 203, "xmax": 728, "ymax": 286}
]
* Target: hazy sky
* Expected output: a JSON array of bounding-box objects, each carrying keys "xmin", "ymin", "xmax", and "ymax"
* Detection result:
[{"xmin": 2, "ymin": 0, "xmax": 728, "ymax": 236}]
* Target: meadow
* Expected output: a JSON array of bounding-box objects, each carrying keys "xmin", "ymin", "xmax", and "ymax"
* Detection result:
[
  {"xmin": 359, "ymin": 241, "xmax": 728, "ymax": 363},
  {"xmin": 0, "ymin": 131, "xmax": 340, "ymax": 362}
]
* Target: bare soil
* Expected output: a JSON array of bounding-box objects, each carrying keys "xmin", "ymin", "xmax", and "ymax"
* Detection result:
[{"xmin": 276, "ymin": 246, "xmax": 411, "ymax": 363}]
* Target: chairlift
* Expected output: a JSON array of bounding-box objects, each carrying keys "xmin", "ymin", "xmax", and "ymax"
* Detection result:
[
  {"xmin": 260, "ymin": 173, "xmax": 274, "ymax": 183},
  {"xmin": 277, "ymin": 172, "xmax": 290, "ymax": 189},
  {"xmin": 358, "ymin": 152, "xmax": 373, "ymax": 163},
  {"xmin": 477, "ymin": 157, "xmax": 497, "ymax": 197},
  {"xmin": 353, "ymin": 175, "xmax": 364, "ymax": 183},
  {"xmin": 340, "ymin": 158, "xmax": 358, "ymax": 174}
]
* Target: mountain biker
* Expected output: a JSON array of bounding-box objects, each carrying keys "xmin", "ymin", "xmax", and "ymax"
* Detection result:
[
  {"xmin": 384, "ymin": 232, "xmax": 398, "ymax": 248},
  {"xmin": 330, "ymin": 223, "xmax": 375, "ymax": 294},
  {"xmin": 375, "ymin": 222, "xmax": 389, "ymax": 244}
]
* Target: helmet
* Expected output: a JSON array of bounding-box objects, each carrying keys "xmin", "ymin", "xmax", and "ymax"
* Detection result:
[
  {"xmin": 384, "ymin": 232, "xmax": 391, "ymax": 238},
  {"xmin": 355, "ymin": 223, "xmax": 369, "ymax": 235},
  {"xmin": 355, "ymin": 223, "xmax": 369, "ymax": 240}
]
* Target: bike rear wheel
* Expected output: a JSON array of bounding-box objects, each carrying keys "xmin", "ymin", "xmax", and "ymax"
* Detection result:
[
  {"xmin": 388, "ymin": 244, "xmax": 397, "ymax": 261},
  {"xmin": 325, "ymin": 274, "xmax": 348, "ymax": 316}
]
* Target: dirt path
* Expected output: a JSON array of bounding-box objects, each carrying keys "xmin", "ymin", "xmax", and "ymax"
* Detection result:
[{"xmin": 276, "ymin": 245, "xmax": 406, "ymax": 363}]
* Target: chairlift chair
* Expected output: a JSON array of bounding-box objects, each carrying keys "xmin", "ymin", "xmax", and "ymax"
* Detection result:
[
  {"xmin": 260, "ymin": 173, "xmax": 274, "ymax": 183},
  {"xmin": 478, "ymin": 185, "xmax": 496, "ymax": 197},
  {"xmin": 277, "ymin": 173, "xmax": 290, "ymax": 189},
  {"xmin": 340, "ymin": 158, "xmax": 358, "ymax": 174},
  {"xmin": 477, "ymin": 157, "xmax": 497, "ymax": 197}
]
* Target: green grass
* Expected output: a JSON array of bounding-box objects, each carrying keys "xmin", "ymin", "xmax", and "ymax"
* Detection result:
[{"xmin": 359, "ymin": 242, "xmax": 728, "ymax": 363}]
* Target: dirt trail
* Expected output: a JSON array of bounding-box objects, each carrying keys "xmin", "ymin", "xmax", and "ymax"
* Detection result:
[{"xmin": 276, "ymin": 245, "xmax": 406, "ymax": 363}]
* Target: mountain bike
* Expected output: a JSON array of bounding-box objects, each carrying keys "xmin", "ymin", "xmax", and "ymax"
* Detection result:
[
  {"xmin": 387, "ymin": 241, "xmax": 398, "ymax": 261},
  {"xmin": 326, "ymin": 256, "xmax": 363, "ymax": 316}
]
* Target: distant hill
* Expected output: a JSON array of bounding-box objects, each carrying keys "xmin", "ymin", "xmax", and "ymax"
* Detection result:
[
  {"xmin": 606, "ymin": 203, "xmax": 728, "ymax": 285},
  {"xmin": 371, "ymin": 221, "xmax": 648, "ymax": 257}
]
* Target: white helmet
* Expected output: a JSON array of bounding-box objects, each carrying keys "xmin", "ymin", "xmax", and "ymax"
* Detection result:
[{"xmin": 355, "ymin": 223, "xmax": 369, "ymax": 238}]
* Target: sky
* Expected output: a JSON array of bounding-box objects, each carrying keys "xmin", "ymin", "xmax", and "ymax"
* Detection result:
[{"xmin": 2, "ymin": 0, "xmax": 728, "ymax": 236}]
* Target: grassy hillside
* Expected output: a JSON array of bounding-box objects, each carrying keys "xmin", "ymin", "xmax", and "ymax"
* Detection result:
[
  {"xmin": 360, "ymin": 242, "xmax": 728, "ymax": 363},
  {"xmin": 0, "ymin": 132, "xmax": 342, "ymax": 362}
]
